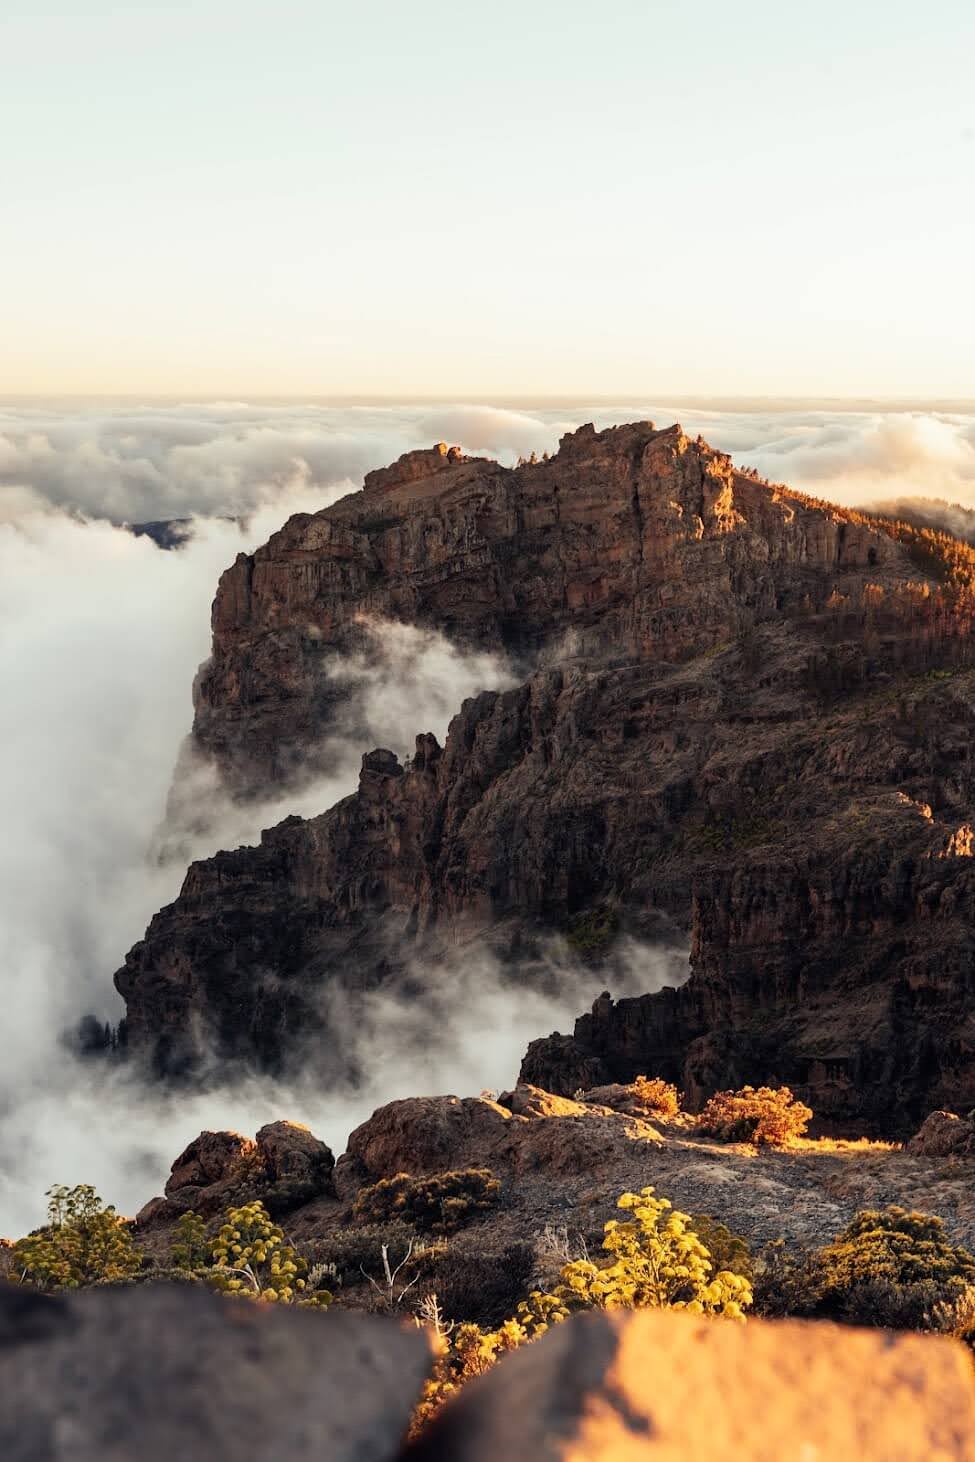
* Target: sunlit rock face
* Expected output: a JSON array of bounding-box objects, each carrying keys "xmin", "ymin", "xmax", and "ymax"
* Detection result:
[
  {"xmin": 191, "ymin": 420, "xmax": 900, "ymax": 796},
  {"xmin": 117, "ymin": 423, "xmax": 975, "ymax": 1128}
]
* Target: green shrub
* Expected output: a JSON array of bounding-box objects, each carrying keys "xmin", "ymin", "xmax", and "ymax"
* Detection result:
[
  {"xmin": 566, "ymin": 908, "xmax": 620, "ymax": 956},
  {"xmin": 353, "ymin": 1169, "xmax": 501, "ymax": 1234},
  {"xmin": 309, "ymin": 1222, "xmax": 423, "ymax": 1286},
  {"xmin": 170, "ymin": 1210, "xmax": 210, "ymax": 1272},
  {"xmin": 751, "ymin": 1239, "xmax": 821, "ymax": 1318},
  {"xmin": 811, "ymin": 1206, "xmax": 975, "ymax": 1328},
  {"xmin": 12, "ymin": 1184, "xmax": 143, "ymax": 1292},
  {"xmin": 696, "ymin": 1085, "xmax": 812, "ymax": 1146},
  {"xmin": 515, "ymin": 1186, "xmax": 752, "ymax": 1334}
]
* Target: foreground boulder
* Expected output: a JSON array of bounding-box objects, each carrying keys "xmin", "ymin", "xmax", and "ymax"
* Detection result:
[
  {"xmin": 408, "ymin": 1309, "xmax": 975, "ymax": 1461},
  {"xmin": 0, "ymin": 1282, "xmax": 430, "ymax": 1462},
  {"xmin": 138, "ymin": 1119, "xmax": 334, "ymax": 1224}
]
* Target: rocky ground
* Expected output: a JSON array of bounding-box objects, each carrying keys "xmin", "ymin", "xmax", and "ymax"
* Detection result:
[{"xmin": 124, "ymin": 1087, "xmax": 975, "ymax": 1301}]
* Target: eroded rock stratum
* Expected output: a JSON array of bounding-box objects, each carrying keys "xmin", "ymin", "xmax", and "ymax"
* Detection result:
[{"xmin": 116, "ymin": 421, "xmax": 975, "ymax": 1128}]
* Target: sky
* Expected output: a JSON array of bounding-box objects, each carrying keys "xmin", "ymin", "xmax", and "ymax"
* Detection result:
[{"xmin": 2, "ymin": 0, "xmax": 973, "ymax": 397}]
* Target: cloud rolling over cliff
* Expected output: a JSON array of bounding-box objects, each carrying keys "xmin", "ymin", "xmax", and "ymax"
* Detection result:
[{"xmin": 2, "ymin": 397, "xmax": 974, "ymax": 1233}]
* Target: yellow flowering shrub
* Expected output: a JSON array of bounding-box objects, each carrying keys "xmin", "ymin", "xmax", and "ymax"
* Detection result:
[
  {"xmin": 209, "ymin": 1200, "xmax": 330, "ymax": 1306},
  {"xmin": 516, "ymin": 1187, "xmax": 752, "ymax": 1334},
  {"xmin": 12, "ymin": 1184, "xmax": 142, "ymax": 1291}
]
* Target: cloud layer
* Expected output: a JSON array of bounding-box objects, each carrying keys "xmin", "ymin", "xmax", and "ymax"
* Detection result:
[{"xmin": 4, "ymin": 400, "xmax": 975, "ymax": 526}]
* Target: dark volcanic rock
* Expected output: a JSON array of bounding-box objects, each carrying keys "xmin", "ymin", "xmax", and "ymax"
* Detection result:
[
  {"xmin": 137, "ymin": 1121, "xmax": 335, "ymax": 1224},
  {"xmin": 0, "ymin": 1282, "xmax": 431, "ymax": 1462},
  {"xmin": 115, "ymin": 421, "xmax": 975, "ymax": 1128}
]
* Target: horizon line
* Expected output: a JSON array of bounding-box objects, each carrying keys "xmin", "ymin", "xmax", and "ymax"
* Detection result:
[{"xmin": 2, "ymin": 393, "xmax": 975, "ymax": 412}]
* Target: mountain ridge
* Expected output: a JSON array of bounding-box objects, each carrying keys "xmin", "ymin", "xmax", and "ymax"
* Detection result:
[{"xmin": 115, "ymin": 422, "xmax": 975, "ymax": 1128}]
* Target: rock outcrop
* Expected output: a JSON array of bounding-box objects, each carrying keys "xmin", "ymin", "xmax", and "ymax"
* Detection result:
[
  {"xmin": 407, "ymin": 1308, "xmax": 975, "ymax": 1461},
  {"xmin": 137, "ymin": 1121, "xmax": 335, "ymax": 1224},
  {"xmin": 908, "ymin": 1109, "xmax": 975, "ymax": 1157},
  {"xmin": 191, "ymin": 421, "xmax": 903, "ymax": 796},
  {"xmin": 115, "ymin": 422, "xmax": 975, "ymax": 1128},
  {"xmin": 332, "ymin": 1090, "xmax": 661, "ymax": 1201}
]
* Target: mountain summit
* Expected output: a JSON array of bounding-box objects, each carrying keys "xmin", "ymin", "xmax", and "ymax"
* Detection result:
[{"xmin": 116, "ymin": 423, "xmax": 975, "ymax": 1128}]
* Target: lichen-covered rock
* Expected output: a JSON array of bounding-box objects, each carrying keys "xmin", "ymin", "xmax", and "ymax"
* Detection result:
[{"xmin": 407, "ymin": 1308, "xmax": 975, "ymax": 1461}]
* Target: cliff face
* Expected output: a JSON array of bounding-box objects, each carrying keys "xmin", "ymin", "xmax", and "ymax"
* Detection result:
[
  {"xmin": 115, "ymin": 421, "xmax": 975, "ymax": 1128},
  {"xmin": 192, "ymin": 422, "xmax": 898, "ymax": 794}
]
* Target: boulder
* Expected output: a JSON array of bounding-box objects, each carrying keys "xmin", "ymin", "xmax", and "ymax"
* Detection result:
[
  {"xmin": 908, "ymin": 1110, "xmax": 975, "ymax": 1157},
  {"xmin": 255, "ymin": 1120, "xmax": 334, "ymax": 1183},
  {"xmin": 333, "ymin": 1092, "xmax": 661, "ymax": 1201},
  {"xmin": 496, "ymin": 1084, "xmax": 596, "ymax": 1119},
  {"xmin": 0, "ymin": 1281, "xmax": 431, "ymax": 1462},
  {"xmin": 139, "ymin": 1121, "xmax": 335, "ymax": 1227},
  {"xmin": 165, "ymin": 1130, "xmax": 257, "ymax": 1197},
  {"xmin": 407, "ymin": 1308, "xmax": 975, "ymax": 1460}
]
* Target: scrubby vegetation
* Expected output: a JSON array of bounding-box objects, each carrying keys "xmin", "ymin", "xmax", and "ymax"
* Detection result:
[
  {"xmin": 565, "ymin": 906, "xmax": 620, "ymax": 956},
  {"xmin": 696, "ymin": 1085, "xmax": 812, "ymax": 1146},
  {"xmin": 754, "ymin": 1206, "xmax": 975, "ymax": 1331},
  {"xmin": 630, "ymin": 1075, "xmax": 680, "ymax": 1117},
  {"xmin": 809, "ymin": 1206, "xmax": 975, "ymax": 1329},
  {"xmin": 352, "ymin": 1168, "xmax": 501, "ymax": 1233},
  {"xmin": 410, "ymin": 1185, "xmax": 752, "ymax": 1435},
  {"xmin": 515, "ymin": 1186, "xmax": 752, "ymax": 1333},
  {"xmin": 11, "ymin": 1184, "xmax": 142, "ymax": 1291},
  {"xmin": 207, "ymin": 1201, "xmax": 330, "ymax": 1306}
]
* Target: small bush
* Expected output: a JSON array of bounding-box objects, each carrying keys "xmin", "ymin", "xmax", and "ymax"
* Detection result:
[
  {"xmin": 751, "ymin": 1240, "xmax": 822, "ymax": 1319},
  {"xmin": 566, "ymin": 908, "xmax": 619, "ymax": 956},
  {"xmin": 170, "ymin": 1210, "xmax": 210, "ymax": 1272},
  {"xmin": 426, "ymin": 1242, "xmax": 535, "ymax": 1328},
  {"xmin": 696, "ymin": 1085, "xmax": 812, "ymax": 1146},
  {"xmin": 516, "ymin": 1186, "xmax": 752, "ymax": 1334},
  {"xmin": 12, "ymin": 1185, "xmax": 143, "ymax": 1292},
  {"xmin": 313, "ymin": 1223, "xmax": 410, "ymax": 1283},
  {"xmin": 631, "ymin": 1075, "xmax": 680, "ymax": 1118},
  {"xmin": 209, "ymin": 1200, "xmax": 330, "ymax": 1306},
  {"xmin": 811, "ymin": 1206, "xmax": 975, "ymax": 1328},
  {"xmin": 353, "ymin": 1169, "xmax": 501, "ymax": 1234},
  {"xmin": 928, "ymin": 1286, "xmax": 975, "ymax": 1352}
]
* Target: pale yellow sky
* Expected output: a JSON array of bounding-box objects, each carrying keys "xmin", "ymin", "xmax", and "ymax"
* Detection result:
[{"xmin": 3, "ymin": 0, "xmax": 973, "ymax": 397}]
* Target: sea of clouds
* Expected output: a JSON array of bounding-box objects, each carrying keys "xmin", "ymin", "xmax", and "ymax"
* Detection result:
[{"xmin": 2, "ymin": 398, "xmax": 974, "ymax": 1232}]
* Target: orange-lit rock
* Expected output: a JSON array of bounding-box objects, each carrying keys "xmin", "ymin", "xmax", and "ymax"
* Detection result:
[{"xmin": 407, "ymin": 1308, "xmax": 975, "ymax": 1461}]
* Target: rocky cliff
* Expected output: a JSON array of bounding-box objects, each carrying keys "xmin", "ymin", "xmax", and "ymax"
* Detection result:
[
  {"xmin": 116, "ymin": 421, "xmax": 975, "ymax": 1129},
  {"xmin": 192, "ymin": 422, "xmax": 901, "ymax": 794}
]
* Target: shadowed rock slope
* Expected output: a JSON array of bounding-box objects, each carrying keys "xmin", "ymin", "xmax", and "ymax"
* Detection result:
[{"xmin": 116, "ymin": 422, "xmax": 975, "ymax": 1127}]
